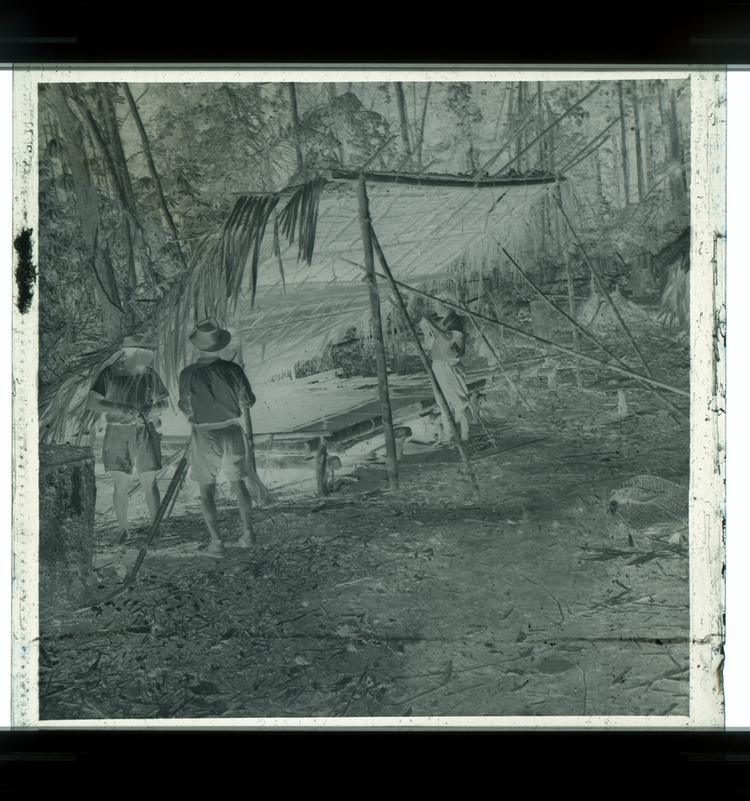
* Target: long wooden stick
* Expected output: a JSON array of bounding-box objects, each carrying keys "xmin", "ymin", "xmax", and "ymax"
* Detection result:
[
  {"xmin": 555, "ymin": 196, "xmax": 654, "ymax": 377},
  {"xmin": 357, "ymin": 176, "xmax": 399, "ymax": 489},
  {"xmin": 373, "ymin": 273, "xmax": 689, "ymax": 398},
  {"xmin": 369, "ymin": 228, "xmax": 480, "ymax": 498},
  {"xmin": 80, "ymin": 446, "xmax": 189, "ymax": 610}
]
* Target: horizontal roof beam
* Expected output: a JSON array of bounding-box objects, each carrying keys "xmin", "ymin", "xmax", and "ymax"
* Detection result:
[
  {"xmin": 232, "ymin": 168, "xmax": 566, "ymax": 196},
  {"xmin": 325, "ymin": 168, "xmax": 564, "ymax": 189}
]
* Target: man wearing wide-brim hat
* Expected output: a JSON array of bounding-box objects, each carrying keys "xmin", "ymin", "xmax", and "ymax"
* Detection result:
[
  {"xmin": 178, "ymin": 319, "xmax": 259, "ymax": 556},
  {"xmin": 87, "ymin": 332, "xmax": 170, "ymax": 543}
]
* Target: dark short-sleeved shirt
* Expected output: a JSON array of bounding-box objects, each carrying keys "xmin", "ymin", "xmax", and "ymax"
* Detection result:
[
  {"xmin": 91, "ymin": 365, "xmax": 170, "ymax": 424},
  {"xmin": 178, "ymin": 357, "xmax": 255, "ymax": 425}
]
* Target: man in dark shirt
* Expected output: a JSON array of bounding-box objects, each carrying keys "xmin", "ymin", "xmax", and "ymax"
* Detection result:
[
  {"xmin": 178, "ymin": 320, "xmax": 257, "ymax": 556},
  {"xmin": 88, "ymin": 333, "xmax": 170, "ymax": 542}
]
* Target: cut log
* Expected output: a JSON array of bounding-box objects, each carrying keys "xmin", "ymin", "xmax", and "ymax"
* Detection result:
[{"xmin": 39, "ymin": 444, "xmax": 96, "ymax": 612}]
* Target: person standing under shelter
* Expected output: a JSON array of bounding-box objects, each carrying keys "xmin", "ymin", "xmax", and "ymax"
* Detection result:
[
  {"xmin": 87, "ymin": 333, "xmax": 170, "ymax": 544},
  {"xmin": 178, "ymin": 320, "xmax": 258, "ymax": 556},
  {"xmin": 419, "ymin": 310, "xmax": 472, "ymax": 443}
]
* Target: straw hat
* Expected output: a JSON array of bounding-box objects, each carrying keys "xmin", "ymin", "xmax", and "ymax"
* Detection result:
[{"xmin": 189, "ymin": 319, "xmax": 232, "ymax": 352}]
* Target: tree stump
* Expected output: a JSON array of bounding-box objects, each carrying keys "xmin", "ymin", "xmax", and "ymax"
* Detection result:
[{"xmin": 39, "ymin": 444, "xmax": 96, "ymax": 612}]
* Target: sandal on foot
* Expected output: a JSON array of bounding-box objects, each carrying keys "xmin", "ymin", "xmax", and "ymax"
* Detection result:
[
  {"xmin": 198, "ymin": 542, "xmax": 225, "ymax": 558},
  {"xmin": 236, "ymin": 533, "xmax": 256, "ymax": 549}
]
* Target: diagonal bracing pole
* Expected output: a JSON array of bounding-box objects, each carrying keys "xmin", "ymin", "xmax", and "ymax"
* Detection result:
[
  {"xmin": 555, "ymin": 195, "xmax": 655, "ymax": 378},
  {"xmin": 369, "ymin": 227, "xmax": 481, "ymax": 499},
  {"xmin": 375, "ymin": 274, "xmax": 689, "ymax": 399}
]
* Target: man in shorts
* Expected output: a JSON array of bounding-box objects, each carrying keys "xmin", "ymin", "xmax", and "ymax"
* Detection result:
[
  {"xmin": 87, "ymin": 333, "xmax": 170, "ymax": 543},
  {"xmin": 178, "ymin": 320, "xmax": 257, "ymax": 556}
]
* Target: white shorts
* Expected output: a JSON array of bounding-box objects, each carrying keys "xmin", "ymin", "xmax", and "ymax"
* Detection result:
[{"xmin": 189, "ymin": 421, "xmax": 248, "ymax": 484}]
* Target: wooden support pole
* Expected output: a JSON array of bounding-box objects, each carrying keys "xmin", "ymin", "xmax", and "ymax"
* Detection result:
[
  {"xmin": 234, "ymin": 328, "xmax": 271, "ymax": 505},
  {"xmin": 369, "ymin": 227, "xmax": 481, "ymax": 499},
  {"xmin": 357, "ymin": 175, "xmax": 399, "ymax": 489}
]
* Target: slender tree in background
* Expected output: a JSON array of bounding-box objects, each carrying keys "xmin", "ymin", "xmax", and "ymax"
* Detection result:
[
  {"xmin": 668, "ymin": 83, "xmax": 688, "ymax": 209},
  {"xmin": 123, "ymin": 83, "xmax": 188, "ymax": 272},
  {"xmin": 631, "ymin": 83, "xmax": 647, "ymax": 199},
  {"xmin": 415, "ymin": 83, "xmax": 431, "ymax": 169},
  {"xmin": 287, "ymin": 81, "xmax": 304, "ymax": 173},
  {"xmin": 617, "ymin": 81, "xmax": 631, "ymax": 206},
  {"xmin": 394, "ymin": 82, "xmax": 412, "ymax": 160}
]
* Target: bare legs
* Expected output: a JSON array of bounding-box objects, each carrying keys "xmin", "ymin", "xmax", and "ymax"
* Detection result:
[
  {"xmin": 111, "ymin": 470, "xmax": 131, "ymax": 540},
  {"xmin": 230, "ymin": 480, "xmax": 255, "ymax": 547},
  {"xmin": 439, "ymin": 406, "xmax": 470, "ymax": 443},
  {"xmin": 198, "ymin": 479, "xmax": 255, "ymax": 552},
  {"xmin": 140, "ymin": 470, "xmax": 161, "ymax": 520},
  {"xmin": 198, "ymin": 481, "xmax": 222, "ymax": 552},
  {"xmin": 110, "ymin": 470, "xmax": 162, "ymax": 544}
]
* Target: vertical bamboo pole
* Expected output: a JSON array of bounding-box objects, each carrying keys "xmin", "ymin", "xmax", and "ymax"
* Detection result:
[
  {"xmin": 357, "ymin": 175, "xmax": 399, "ymax": 489},
  {"xmin": 234, "ymin": 326, "xmax": 270, "ymax": 505},
  {"xmin": 370, "ymin": 228, "xmax": 480, "ymax": 499}
]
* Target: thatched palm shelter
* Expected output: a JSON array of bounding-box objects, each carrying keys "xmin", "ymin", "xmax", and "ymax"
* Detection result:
[
  {"xmin": 42, "ymin": 165, "xmax": 687, "ymax": 490},
  {"xmin": 41, "ymin": 167, "xmax": 564, "ymax": 446}
]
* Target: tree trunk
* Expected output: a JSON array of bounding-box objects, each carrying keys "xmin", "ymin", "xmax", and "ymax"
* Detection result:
[
  {"xmin": 39, "ymin": 444, "xmax": 96, "ymax": 613},
  {"xmin": 99, "ymin": 84, "xmax": 157, "ymax": 290},
  {"xmin": 123, "ymin": 83, "xmax": 188, "ymax": 272},
  {"xmin": 394, "ymin": 82, "xmax": 412, "ymax": 160},
  {"xmin": 416, "ymin": 83, "xmax": 431, "ymax": 169},
  {"xmin": 668, "ymin": 85, "xmax": 688, "ymax": 209},
  {"xmin": 631, "ymin": 83, "xmax": 646, "ymax": 200},
  {"xmin": 631, "ymin": 82, "xmax": 654, "ymax": 298},
  {"xmin": 617, "ymin": 81, "xmax": 631, "ymax": 206},
  {"xmin": 516, "ymin": 82, "xmax": 525, "ymax": 171},
  {"xmin": 327, "ymin": 84, "xmax": 346, "ymax": 165},
  {"xmin": 50, "ymin": 85, "xmax": 123, "ymax": 340},
  {"xmin": 288, "ymin": 82, "xmax": 304, "ymax": 173},
  {"xmin": 537, "ymin": 82, "xmax": 548, "ymax": 253}
]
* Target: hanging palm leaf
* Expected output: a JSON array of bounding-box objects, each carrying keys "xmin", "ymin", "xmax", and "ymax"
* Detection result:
[{"xmin": 278, "ymin": 176, "xmax": 326, "ymax": 265}]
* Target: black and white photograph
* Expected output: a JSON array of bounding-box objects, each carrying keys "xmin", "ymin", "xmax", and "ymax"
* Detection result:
[{"xmin": 10, "ymin": 69, "xmax": 726, "ymax": 725}]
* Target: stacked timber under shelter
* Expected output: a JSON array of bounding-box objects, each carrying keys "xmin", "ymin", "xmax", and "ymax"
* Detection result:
[{"xmin": 35, "ymin": 77, "xmax": 694, "ymax": 722}]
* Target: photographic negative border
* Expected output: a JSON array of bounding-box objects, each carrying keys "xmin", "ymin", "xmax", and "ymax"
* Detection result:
[{"xmin": 11, "ymin": 65, "xmax": 726, "ymax": 729}]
